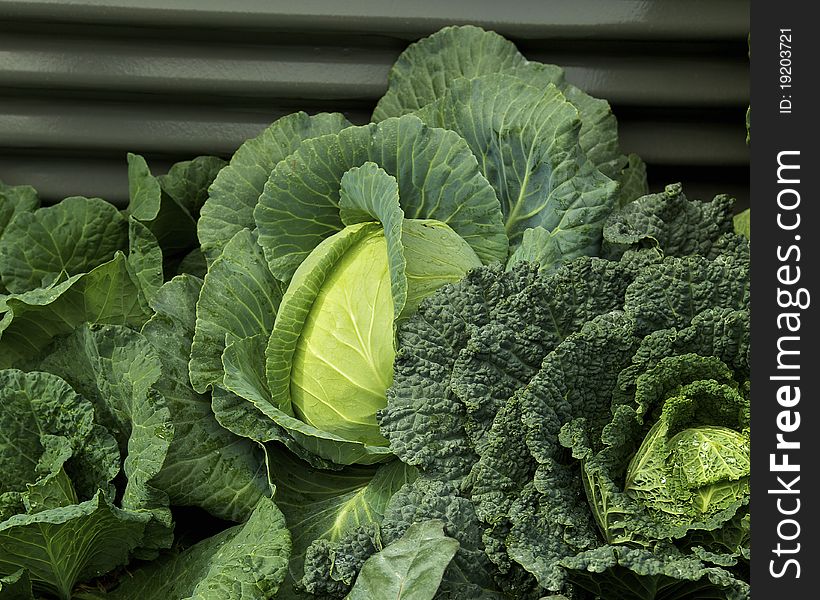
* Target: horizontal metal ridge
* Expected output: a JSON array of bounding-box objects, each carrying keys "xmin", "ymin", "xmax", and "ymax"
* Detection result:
[
  {"xmin": 0, "ymin": 32, "xmax": 748, "ymax": 107},
  {"xmin": 0, "ymin": 0, "xmax": 749, "ymax": 40}
]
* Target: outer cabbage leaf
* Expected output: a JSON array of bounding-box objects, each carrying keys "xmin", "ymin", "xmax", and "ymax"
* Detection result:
[
  {"xmin": 189, "ymin": 229, "xmax": 285, "ymax": 394},
  {"xmin": 269, "ymin": 448, "xmax": 416, "ymax": 595},
  {"xmin": 78, "ymin": 498, "xmax": 290, "ymax": 600},
  {"xmin": 126, "ymin": 218, "xmax": 164, "ymax": 301},
  {"xmin": 0, "ymin": 370, "xmax": 150, "ymax": 599},
  {"xmin": 373, "ymin": 26, "xmax": 539, "ymax": 120},
  {"xmin": 0, "ymin": 493, "xmax": 149, "ymax": 600},
  {"xmin": 381, "ymin": 258, "xmax": 635, "ymax": 484},
  {"xmin": 373, "ymin": 25, "xmax": 646, "ymax": 225},
  {"xmin": 338, "ymin": 163, "xmax": 408, "ymax": 316},
  {"xmin": 127, "ymin": 154, "xmax": 225, "ymax": 266},
  {"xmin": 220, "ymin": 324, "xmax": 393, "ymax": 467},
  {"xmin": 143, "ymin": 276, "xmax": 272, "ymax": 521},
  {"xmin": 0, "ymin": 370, "xmax": 119, "ymax": 515},
  {"xmin": 157, "ymin": 155, "xmax": 227, "ymax": 218},
  {"xmin": 0, "ymin": 197, "xmax": 127, "ymax": 294},
  {"xmin": 254, "ymin": 114, "xmax": 507, "ymax": 278},
  {"xmin": 198, "ymin": 111, "xmax": 351, "ymax": 262},
  {"xmin": 38, "ymin": 324, "xmax": 174, "ymax": 551},
  {"xmin": 346, "ymin": 520, "xmax": 459, "ymax": 600},
  {"xmin": 417, "ymin": 75, "xmax": 617, "ymax": 265},
  {"xmin": 0, "ymin": 253, "xmax": 150, "ymax": 369}
]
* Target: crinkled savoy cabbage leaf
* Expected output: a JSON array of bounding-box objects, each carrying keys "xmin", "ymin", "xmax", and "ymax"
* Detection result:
[{"xmin": 372, "ymin": 185, "xmax": 750, "ymax": 598}]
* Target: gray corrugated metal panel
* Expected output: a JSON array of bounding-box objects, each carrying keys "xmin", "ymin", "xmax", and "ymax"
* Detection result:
[
  {"xmin": 617, "ymin": 120, "xmax": 749, "ymax": 166},
  {"xmin": 0, "ymin": 0, "xmax": 749, "ymax": 207},
  {"xmin": 0, "ymin": 97, "xmax": 747, "ymax": 164},
  {"xmin": 0, "ymin": 0, "xmax": 749, "ymax": 41},
  {"xmin": 0, "ymin": 32, "xmax": 394, "ymax": 101},
  {"xmin": 0, "ymin": 98, "xmax": 367, "ymax": 153},
  {"xmin": 0, "ymin": 32, "xmax": 748, "ymax": 107}
]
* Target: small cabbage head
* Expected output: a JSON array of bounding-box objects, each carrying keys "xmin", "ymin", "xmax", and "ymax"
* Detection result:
[
  {"xmin": 575, "ymin": 354, "xmax": 751, "ymax": 547},
  {"xmin": 624, "ymin": 380, "xmax": 750, "ymax": 520},
  {"xmin": 289, "ymin": 219, "xmax": 482, "ymax": 446}
]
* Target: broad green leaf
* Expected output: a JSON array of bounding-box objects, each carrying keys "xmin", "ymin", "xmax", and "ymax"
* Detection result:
[
  {"xmin": 127, "ymin": 153, "xmax": 162, "ymax": 221},
  {"xmin": 372, "ymin": 25, "xmax": 534, "ymax": 121},
  {"xmin": 0, "ymin": 197, "xmax": 127, "ymax": 294},
  {"xmin": 509, "ymin": 62, "xmax": 627, "ymax": 184},
  {"xmin": 0, "ymin": 493, "xmax": 149, "ymax": 600},
  {"xmin": 83, "ymin": 498, "xmax": 290, "ymax": 600},
  {"xmin": 373, "ymin": 25, "xmax": 645, "ymax": 239},
  {"xmin": 0, "ymin": 369, "xmax": 119, "ymax": 507},
  {"xmin": 417, "ymin": 75, "xmax": 617, "ymax": 255},
  {"xmin": 198, "ymin": 112, "xmax": 351, "ymax": 263},
  {"xmin": 615, "ymin": 153, "xmax": 649, "ymax": 207},
  {"xmin": 38, "ymin": 325, "xmax": 174, "ymax": 550},
  {"xmin": 0, "ymin": 569, "xmax": 34, "ymax": 599},
  {"xmin": 560, "ymin": 82, "xmax": 623, "ymax": 181},
  {"xmin": 0, "ymin": 180, "xmax": 39, "ymax": 242},
  {"xmin": 157, "ymin": 155, "xmax": 227, "ymax": 217},
  {"xmin": 339, "ymin": 162, "xmax": 407, "ymax": 316},
  {"xmin": 211, "ymin": 384, "xmax": 337, "ymax": 471},
  {"xmin": 0, "ymin": 253, "xmax": 150, "ymax": 369},
  {"xmin": 347, "ymin": 520, "xmax": 459, "ymax": 600},
  {"xmin": 733, "ymin": 209, "xmax": 750, "ymax": 240},
  {"xmin": 127, "ymin": 218, "xmax": 164, "ymax": 301},
  {"xmin": 176, "ymin": 248, "xmax": 208, "ymax": 279},
  {"xmin": 254, "ymin": 114, "xmax": 507, "ymax": 279},
  {"xmin": 127, "ymin": 154, "xmax": 219, "ymax": 259},
  {"xmin": 23, "ymin": 467, "xmax": 77, "ymax": 515},
  {"xmin": 189, "ymin": 229, "xmax": 285, "ymax": 394},
  {"xmin": 143, "ymin": 276, "xmax": 272, "ymax": 522}
]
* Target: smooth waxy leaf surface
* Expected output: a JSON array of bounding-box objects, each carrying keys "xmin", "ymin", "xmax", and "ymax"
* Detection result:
[
  {"xmin": 199, "ymin": 112, "xmax": 351, "ymax": 262},
  {"xmin": 347, "ymin": 520, "xmax": 459, "ymax": 600}
]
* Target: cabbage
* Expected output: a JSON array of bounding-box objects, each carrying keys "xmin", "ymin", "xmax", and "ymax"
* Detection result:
[{"xmin": 289, "ymin": 220, "xmax": 481, "ymax": 445}]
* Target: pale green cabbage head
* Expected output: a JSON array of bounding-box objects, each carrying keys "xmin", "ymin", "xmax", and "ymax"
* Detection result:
[{"xmin": 290, "ymin": 219, "xmax": 481, "ymax": 446}]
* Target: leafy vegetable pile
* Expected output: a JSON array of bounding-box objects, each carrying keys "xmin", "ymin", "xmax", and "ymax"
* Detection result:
[{"xmin": 0, "ymin": 26, "xmax": 749, "ymax": 600}]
